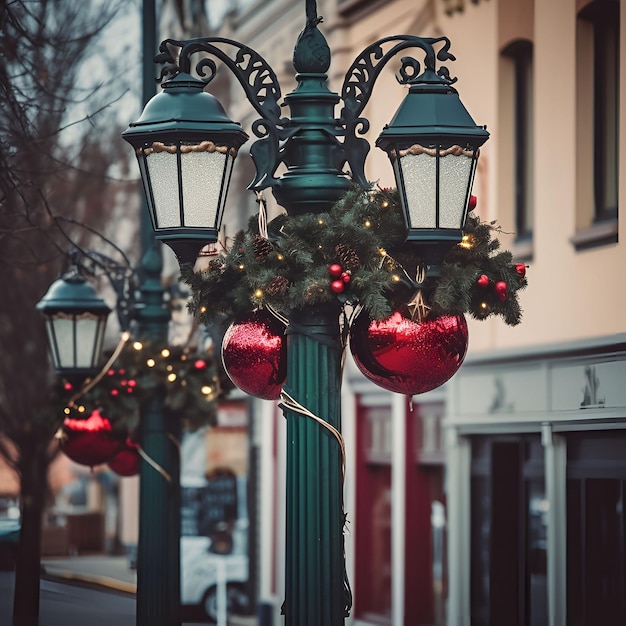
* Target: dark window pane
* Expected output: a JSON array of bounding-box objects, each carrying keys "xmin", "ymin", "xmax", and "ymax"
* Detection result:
[
  {"xmin": 503, "ymin": 40, "xmax": 534, "ymax": 239},
  {"xmin": 471, "ymin": 475, "xmax": 491, "ymax": 626},
  {"xmin": 579, "ymin": 0, "xmax": 620, "ymax": 222},
  {"xmin": 567, "ymin": 480, "xmax": 584, "ymax": 626},
  {"xmin": 526, "ymin": 479, "xmax": 548, "ymax": 626},
  {"xmin": 567, "ymin": 432, "xmax": 626, "ymax": 626},
  {"xmin": 489, "ymin": 442, "xmax": 521, "ymax": 626},
  {"xmin": 584, "ymin": 479, "xmax": 624, "ymax": 624}
]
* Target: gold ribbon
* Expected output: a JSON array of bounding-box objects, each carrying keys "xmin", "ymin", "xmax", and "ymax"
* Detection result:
[
  {"xmin": 137, "ymin": 446, "xmax": 172, "ymax": 484},
  {"xmin": 68, "ymin": 331, "xmax": 131, "ymax": 408},
  {"xmin": 279, "ymin": 390, "xmax": 346, "ymax": 487}
]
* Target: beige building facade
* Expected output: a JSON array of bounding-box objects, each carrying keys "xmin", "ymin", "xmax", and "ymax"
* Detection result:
[{"xmin": 159, "ymin": 0, "xmax": 625, "ymax": 624}]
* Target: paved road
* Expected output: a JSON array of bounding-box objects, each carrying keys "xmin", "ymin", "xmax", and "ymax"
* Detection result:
[
  {"xmin": 0, "ymin": 571, "xmax": 257, "ymax": 625},
  {"xmin": 0, "ymin": 572, "xmax": 135, "ymax": 626}
]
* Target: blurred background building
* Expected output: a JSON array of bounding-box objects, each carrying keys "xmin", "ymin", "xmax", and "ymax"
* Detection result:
[
  {"xmin": 2, "ymin": 1, "xmax": 623, "ymax": 625},
  {"xmin": 198, "ymin": 1, "xmax": 625, "ymax": 625}
]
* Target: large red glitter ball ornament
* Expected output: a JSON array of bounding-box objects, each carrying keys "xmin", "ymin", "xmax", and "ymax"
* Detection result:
[
  {"xmin": 222, "ymin": 310, "xmax": 287, "ymax": 400},
  {"xmin": 107, "ymin": 439, "xmax": 140, "ymax": 477},
  {"xmin": 349, "ymin": 309, "xmax": 469, "ymax": 395},
  {"xmin": 59, "ymin": 410, "xmax": 122, "ymax": 467}
]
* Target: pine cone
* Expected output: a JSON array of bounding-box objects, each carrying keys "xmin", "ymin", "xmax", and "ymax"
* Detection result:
[
  {"xmin": 266, "ymin": 276, "xmax": 290, "ymax": 297},
  {"xmin": 335, "ymin": 243, "xmax": 360, "ymax": 271},
  {"xmin": 207, "ymin": 259, "xmax": 225, "ymax": 273},
  {"xmin": 252, "ymin": 235, "xmax": 274, "ymax": 261}
]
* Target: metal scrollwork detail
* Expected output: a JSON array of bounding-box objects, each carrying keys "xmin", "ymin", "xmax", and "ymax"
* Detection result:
[
  {"xmin": 66, "ymin": 249, "xmax": 136, "ymax": 332},
  {"xmin": 153, "ymin": 37, "xmax": 286, "ymax": 191},
  {"xmin": 339, "ymin": 36, "xmax": 457, "ymax": 187}
]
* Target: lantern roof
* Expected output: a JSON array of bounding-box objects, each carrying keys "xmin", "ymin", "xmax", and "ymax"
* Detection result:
[
  {"xmin": 376, "ymin": 70, "xmax": 490, "ymax": 149},
  {"xmin": 36, "ymin": 272, "xmax": 110, "ymax": 315},
  {"xmin": 122, "ymin": 72, "xmax": 249, "ymax": 147}
]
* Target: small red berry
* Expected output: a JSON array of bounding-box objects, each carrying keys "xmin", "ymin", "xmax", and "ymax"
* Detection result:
[
  {"xmin": 330, "ymin": 280, "xmax": 345, "ymax": 294},
  {"xmin": 495, "ymin": 281, "xmax": 508, "ymax": 302},
  {"xmin": 341, "ymin": 271, "xmax": 352, "ymax": 284},
  {"xmin": 328, "ymin": 263, "xmax": 343, "ymax": 278},
  {"xmin": 515, "ymin": 263, "xmax": 526, "ymax": 277},
  {"xmin": 469, "ymin": 195, "xmax": 477, "ymax": 211},
  {"xmin": 477, "ymin": 274, "xmax": 490, "ymax": 288}
]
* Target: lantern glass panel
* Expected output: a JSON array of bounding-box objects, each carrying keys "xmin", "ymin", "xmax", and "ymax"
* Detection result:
[
  {"xmin": 395, "ymin": 151, "xmax": 437, "ymax": 229},
  {"xmin": 146, "ymin": 150, "xmax": 181, "ymax": 228},
  {"xmin": 137, "ymin": 156, "xmax": 155, "ymax": 224},
  {"xmin": 438, "ymin": 150, "xmax": 475, "ymax": 229},
  {"xmin": 45, "ymin": 313, "xmax": 106, "ymax": 370},
  {"xmin": 180, "ymin": 150, "xmax": 233, "ymax": 227},
  {"xmin": 45, "ymin": 316, "xmax": 72, "ymax": 369},
  {"xmin": 76, "ymin": 316, "xmax": 100, "ymax": 368}
]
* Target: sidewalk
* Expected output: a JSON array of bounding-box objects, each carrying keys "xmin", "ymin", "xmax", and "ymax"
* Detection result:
[
  {"xmin": 41, "ymin": 555, "xmax": 257, "ymax": 625},
  {"xmin": 43, "ymin": 555, "xmax": 137, "ymax": 594}
]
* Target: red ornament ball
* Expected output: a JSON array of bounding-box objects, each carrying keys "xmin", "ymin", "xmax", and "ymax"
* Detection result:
[
  {"xmin": 328, "ymin": 263, "xmax": 343, "ymax": 278},
  {"xmin": 515, "ymin": 263, "xmax": 526, "ymax": 277},
  {"xmin": 330, "ymin": 280, "xmax": 345, "ymax": 294},
  {"xmin": 107, "ymin": 439, "xmax": 140, "ymax": 477},
  {"xmin": 494, "ymin": 281, "xmax": 508, "ymax": 301},
  {"xmin": 349, "ymin": 309, "xmax": 469, "ymax": 395},
  {"xmin": 222, "ymin": 309, "xmax": 287, "ymax": 400},
  {"xmin": 477, "ymin": 274, "xmax": 490, "ymax": 288},
  {"xmin": 469, "ymin": 195, "xmax": 478, "ymax": 211},
  {"xmin": 60, "ymin": 410, "xmax": 122, "ymax": 467}
]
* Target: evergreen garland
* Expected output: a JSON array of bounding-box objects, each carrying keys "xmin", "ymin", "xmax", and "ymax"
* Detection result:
[
  {"xmin": 182, "ymin": 186, "xmax": 527, "ymax": 326},
  {"xmin": 60, "ymin": 341, "xmax": 231, "ymax": 431}
]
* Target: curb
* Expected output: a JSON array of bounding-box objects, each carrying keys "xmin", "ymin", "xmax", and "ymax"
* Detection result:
[{"xmin": 41, "ymin": 569, "xmax": 137, "ymax": 595}]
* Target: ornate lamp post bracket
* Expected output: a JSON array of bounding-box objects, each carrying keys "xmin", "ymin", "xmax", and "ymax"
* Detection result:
[
  {"xmin": 339, "ymin": 35, "xmax": 457, "ymax": 187},
  {"xmin": 154, "ymin": 37, "xmax": 286, "ymax": 191}
]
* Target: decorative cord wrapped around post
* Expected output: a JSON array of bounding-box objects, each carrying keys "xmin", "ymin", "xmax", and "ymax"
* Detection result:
[{"xmin": 281, "ymin": 306, "xmax": 348, "ymax": 624}]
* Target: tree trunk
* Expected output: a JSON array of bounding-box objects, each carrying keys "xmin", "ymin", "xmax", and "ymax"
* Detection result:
[{"xmin": 13, "ymin": 449, "xmax": 47, "ymax": 626}]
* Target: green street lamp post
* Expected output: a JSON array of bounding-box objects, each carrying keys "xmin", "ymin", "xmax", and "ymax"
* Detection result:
[
  {"xmin": 123, "ymin": 1, "xmax": 488, "ymax": 624},
  {"xmin": 39, "ymin": 1, "xmax": 179, "ymax": 624},
  {"xmin": 37, "ymin": 246, "xmax": 176, "ymax": 626}
]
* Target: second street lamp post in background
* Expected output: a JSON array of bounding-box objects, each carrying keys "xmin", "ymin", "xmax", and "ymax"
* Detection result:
[
  {"xmin": 135, "ymin": 0, "xmax": 181, "ymax": 624},
  {"xmin": 36, "ymin": 244, "xmax": 177, "ymax": 626},
  {"xmin": 38, "ymin": 1, "xmax": 180, "ymax": 623},
  {"xmin": 123, "ymin": 0, "xmax": 489, "ymax": 623}
]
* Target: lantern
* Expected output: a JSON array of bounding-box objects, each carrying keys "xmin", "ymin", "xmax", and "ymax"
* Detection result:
[
  {"xmin": 36, "ymin": 271, "xmax": 110, "ymax": 380},
  {"xmin": 122, "ymin": 73, "xmax": 249, "ymax": 265},
  {"xmin": 376, "ymin": 69, "xmax": 489, "ymax": 271}
]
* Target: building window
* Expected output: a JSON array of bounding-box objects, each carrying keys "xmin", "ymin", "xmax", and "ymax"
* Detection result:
[
  {"xmin": 567, "ymin": 432, "xmax": 626, "ymax": 626},
  {"xmin": 470, "ymin": 435, "xmax": 548, "ymax": 626},
  {"xmin": 574, "ymin": 0, "xmax": 619, "ymax": 247},
  {"xmin": 503, "ymin": 40, "xmax": 534, "ymax": 241}
]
